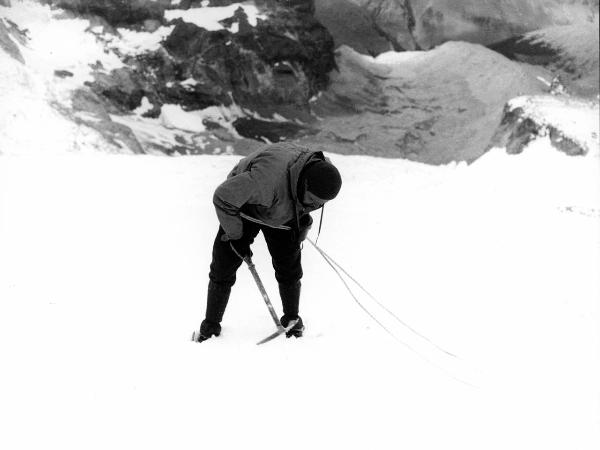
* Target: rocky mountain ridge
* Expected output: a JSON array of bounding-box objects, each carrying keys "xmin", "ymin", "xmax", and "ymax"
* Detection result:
[
  {"xmin": 1, "ymin": 0, "xmax": 598, "ymax": 161},
  {"xmin": 316, "ymin": 0, "xmax": 599, "ymax": 52}
]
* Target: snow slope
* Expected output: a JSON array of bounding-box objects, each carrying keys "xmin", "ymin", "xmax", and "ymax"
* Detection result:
[
  {"xmin": 0, "ymin": 1, "xmax": 137, "ymax": 155},
  {"xmin": 1, "ymin": 139, "xmax": 599, "ymax": 449},
  {"xmin": 0, "ymin": 38, "xmax": 112, "ymax": 155}
]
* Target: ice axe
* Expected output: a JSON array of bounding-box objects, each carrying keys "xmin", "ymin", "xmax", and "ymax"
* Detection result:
[{"xmin": 230, "ymin": 244, "xmax": 298, "ymax": 345}]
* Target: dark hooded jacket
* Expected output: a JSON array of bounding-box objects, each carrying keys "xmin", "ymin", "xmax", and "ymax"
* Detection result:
[{"xmin": 213, "ymin": 143, "xmax": 326, "ymax": 240}]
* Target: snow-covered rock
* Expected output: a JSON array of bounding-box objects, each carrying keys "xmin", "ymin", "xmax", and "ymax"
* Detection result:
[{"xmin": 491, "ymin": 95, "xmax": 600, "ymax": 157}]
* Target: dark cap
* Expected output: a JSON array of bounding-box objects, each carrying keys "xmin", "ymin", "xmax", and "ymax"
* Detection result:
[{"xmin": 302, "ymin": 160, "xmax": 342, "ymax": 200}]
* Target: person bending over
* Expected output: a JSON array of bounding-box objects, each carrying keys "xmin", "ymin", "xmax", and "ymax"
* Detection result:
[{"xmin": 198, "ymin": 143, "xmax": 342, "ymax": 342}]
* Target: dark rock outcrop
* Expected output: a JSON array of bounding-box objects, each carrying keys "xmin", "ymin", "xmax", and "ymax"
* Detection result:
[
  {"xmin": 489, "ymin": 36, "xmax": 560, "ymax": 66},
  {"xmin": 62, "ymin": 88, "xmax": 145, "ymax": 153},
  {"xmin": 315, "ymin": 0, "xmax": 396, "ymax": 55},
  {"xmin": 54, "ymin": 69, "xmax": 74, "ymax": 78},
  {"xmin": 315, "ymin": 0, "xmax": 417, "ymax": 54},
  {"xmin": 88, "ymin": 67, "xmax": 148, "ymax": 111},
  {"xmin": 161, "ymin": 4, "xmax": 335, "ymax": 116},
  {"xmin": 490, "ymin": 106, "xmax": 544, "ymax": 155},
  {"xmin": 233, "ymin": 117, "xmax": 316, "ymax": 142},
  {"xmin": 85, "ymin": 1, "xmax": 335, "ymax": 144}
]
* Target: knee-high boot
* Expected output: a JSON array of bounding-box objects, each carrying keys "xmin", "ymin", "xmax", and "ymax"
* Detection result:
[
  {"xmin": 278, "ymin": 281, "xmax": 304, "ymax": 337},
  {"xmin": 205, "ymin": 281, "xmax": 231, "ymax": 324},
  {"xmin": 198, "ymin": 281, "xmax": 231, "ymax": 341},
  {"xmin": 278, "ymin": 281, "xmax": 301, "ymax": 318}
]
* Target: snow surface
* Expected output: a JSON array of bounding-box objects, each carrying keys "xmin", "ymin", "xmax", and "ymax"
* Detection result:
[
  {"xmin": 160, "ymin": 104, "xmax": 208, "ymax": 133},
  {"xmin": 1, "ymin": 139, "xmax": 600, "ymax": 449}
]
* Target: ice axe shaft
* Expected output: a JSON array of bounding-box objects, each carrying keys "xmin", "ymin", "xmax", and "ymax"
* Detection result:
[
  {"xmin": 243, "ymin": 256, "xmax": 281, "ymax": 327},
  {"xmin": 242, "ymin": 256, "xmax": 298, "ymax": 344},
  {"xmin": 229, "ymin": 244, "xmax": 298, "ymax": 344}
]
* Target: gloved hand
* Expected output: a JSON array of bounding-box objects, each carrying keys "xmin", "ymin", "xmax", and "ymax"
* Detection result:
[{"xmin": 297, "ymin": 214, "xmax": 313, "ymax": 242}]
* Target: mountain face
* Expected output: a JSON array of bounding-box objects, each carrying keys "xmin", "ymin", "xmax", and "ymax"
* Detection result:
[
  {"xmin": 43, "ymin": 0, "xmax": 334, "ymax": 123},
  {"xmin": 57, "ymin": 0, "xmax": 335, "ymax": 147},
  {"xmin": 1, "ymin": 0, "xmax": 597, "ymax": 161},
  {"xmin": 315, "ymin": 0, "xmax": 418, "ymax": 54},
  {"xmin": 316, "ymin": 0, "xmax": 598, "ymax": 51},
  {"xmin": 299, "ymin": 43, "xmax": 548, "ymax": 163},
  {"xmin": 411, "ymin": 0, "xmax": 598, "ymax": 48}
]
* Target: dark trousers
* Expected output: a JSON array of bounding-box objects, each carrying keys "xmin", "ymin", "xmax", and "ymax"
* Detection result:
[{"xmin": 209, "ymin": 221, "xmax": 303, "ymax": 290}]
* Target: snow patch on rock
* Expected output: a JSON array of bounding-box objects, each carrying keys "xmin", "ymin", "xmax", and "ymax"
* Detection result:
[
  {"xmin": 103, "ymin": 26, "xmax": 175, "ymax": 56},
  {"xmin": 165, "ymin": 3, "xmax": 265, "ymax": 31}
]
